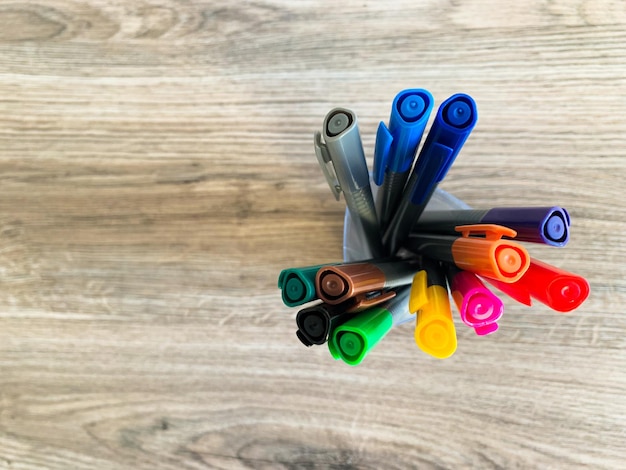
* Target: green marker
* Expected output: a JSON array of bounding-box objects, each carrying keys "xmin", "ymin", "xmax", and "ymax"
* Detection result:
[
  {"xmin": 328, "ymin": 286, "xmax": 412, "ymax": 365},
  {"xmin": 278, "ymin": 263, "xmax": 339, "ymax": 308}
]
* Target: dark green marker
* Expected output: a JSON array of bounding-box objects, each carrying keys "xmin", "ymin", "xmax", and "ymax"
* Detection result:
[{"xmin": 278, "ymin": 263, "xmax": 339, "ymax": 308}]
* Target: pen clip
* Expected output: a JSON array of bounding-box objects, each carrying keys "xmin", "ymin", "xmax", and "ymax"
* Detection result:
[
  {"xmin": 349, "ymin": 290, "xmax": 396, "ymax": 312},
  {"xmin": 454, "ymin": 224, "xmax": 518, "ymax": 240},
  {"xmin": 409, "ymin": 270, "xmax": 428, "ymax": 313},
  {"xmin": 373, "ymin": 122, "xmax": 393, "ymax": 186},
  {"xmin": 410, "ymin": 143, "xmax": 453, "ymax": 205},
  {"xmin": 314, "ymin": 131, "xmax": 342, "ymax": 201}
]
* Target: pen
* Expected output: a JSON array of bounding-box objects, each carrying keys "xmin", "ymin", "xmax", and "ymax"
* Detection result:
[
  {"xmin": 314, "ymin": 107, "xmax": 382, "ymax": 258},
  {"xmin": 278, "ymin": 263, "xmax": 338, "ymax": 307},
  {"xmin": 327, "ymin": 287, "xmax": 413, "ymax": 366},
  {"xmin": 444, "ymin": 263, "xmax": 503, "ymax": 335},
  {"xmin": 409, "ymin": 259, "xmax": 457, "ymax": 359},
  {"xmin": 295, "ymin": 290, "xmax": 398, "ymax": 347},
  {"xmin": 315, "ymin": 258, "xmax": 420, "ymax": 305},
  {"xmin": 382, "ymin": 93, "xmax": 478, "ymax": 255},
  {"xmin": 414, "ymin": 206, "xmax": 571, "ymax": 247},
  {"xmin": 404, "ymin": 224, "xmax": 530, "ymax": 283},
  {"xmin": 484, "ymin": 258, "xmax": 590, "ymax": 312},
  {"xmin": 373, "ymin": 89, "xmax": 434, "ymax": 230}
]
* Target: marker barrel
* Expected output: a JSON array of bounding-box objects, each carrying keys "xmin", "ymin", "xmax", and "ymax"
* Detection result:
[
  {"xmin": 374, "ymin": 89, "xmax": 434, "ymax": 229},
  {"xmin": 485, "ymin": 258, "xmax": 590, "ymax": 312},
  {"xmin": 445, "ymin": 264, "xmax": 503, "ymax": 335},
  {"xmin": 279, "ymin": 263, "xmax": 337, "ymax": 307},
  {"xmin": 409, "ymin": 93, "xmax": 478, "ymax": 208},
  {"xmin": 296, "ymin": 302, "xmax": 350, "ymax": 347},
  {"xmin": 315, "ymin": 259, "xmax": 420, "ymax": 305},
  {"xmin": 414, "ymin": 207, "xmax": 571, "ymax": 246},
  {"xmin": 328, "ymin": 288, "xmax": 412, "ymax": 365},
  {"xmin": 406, "ymin": 233, "xmax": 530, "ymax": 283},
  {"xmin": 377, "ymin": 169, "xmax": 409, "ymax": 231},
  {"xmin": 410, "ymin": 261, "xmax": 457, "ymax": 359},
  {"xmin": 382, "ymin": 93, "xmax": 478, "ymax": 255},
  {"xmin": 321, "ymin": 108, "xmax": 382, "ymax": 257}
]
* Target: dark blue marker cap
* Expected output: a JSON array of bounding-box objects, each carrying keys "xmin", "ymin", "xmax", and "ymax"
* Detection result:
[
  {"xmin": 484, "ymin": 207, "xmax": 571, "ymax": 246},
  {"xmin": 543, "ymin": 209, "xmax": 570, "ymax": 245},
  {"xmin": 373, "ymin": 89, "xmax": 434, "ymax": 185},
  {"xmin": 409, "ymin": 93, "xmax": 478, "ymax": 205},
  {"xmin": 444, "ymin": 99, "xmax": 472, "ymax": 127}
]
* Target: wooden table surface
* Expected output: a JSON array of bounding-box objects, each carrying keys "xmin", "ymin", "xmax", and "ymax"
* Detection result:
[{"xmin": 0, "ymin": 1, "xmax": 625, "ymax": 468}]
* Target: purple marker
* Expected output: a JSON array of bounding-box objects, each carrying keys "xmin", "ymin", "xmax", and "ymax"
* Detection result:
[{"xmin": 413, "ymin": 206, "xmax": 570, "ymax": 247}]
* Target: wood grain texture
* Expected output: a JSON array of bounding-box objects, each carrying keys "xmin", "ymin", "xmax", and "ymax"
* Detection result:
[{"xmin": 0, "ymin": 0, "xmax": 624, "ymax": 468}]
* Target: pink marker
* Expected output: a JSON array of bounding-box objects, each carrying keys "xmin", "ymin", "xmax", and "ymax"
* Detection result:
[{"xmin": 445, "ymin": 265, "xmax": 503, "ymax": 335}]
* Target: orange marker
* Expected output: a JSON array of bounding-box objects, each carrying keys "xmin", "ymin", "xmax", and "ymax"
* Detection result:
[{"xmin": 404, "ymin": 224, "xmax": 530, "ymax": 283}]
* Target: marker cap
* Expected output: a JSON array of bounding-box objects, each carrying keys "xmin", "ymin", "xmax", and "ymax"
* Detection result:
[
  {"xmin": 328, "ymin": 306, "xmax": 393, "ymax": 366},
  {"xmin": 315, "ymin": 262, "xmax": 386, "ymax": 305},
  {"xmin": 451, "ymin": 224, "xmax": 530, "ymax": 282},
  {"xmin": 413, "ymin": 284, "xmax": 457, "ymax": 359},
  {"xmin": 405, "ymin": 93, "xmax": 477, "ymax": 206},
  {"xmin": 449, "ymin": 270, "xmax": 503, "ymax": 328},
  {"xmin": 409, "ymin": 270, "xmax": 429, "ymax": 313},
  {"xmin": 373, "ymin": 89, "xmax": 434, "ymax": 185},
  {"xmin": 444, "ymin": 99, "xmax": 472, "ymax": 127},
  {"xmin": 295, "ymin": 303, "xmax": 336, "ymax": 346},
  {"xmin": 484, "ymin": 207, "xmax": 571, "ymax": 246},
  {"xmin": 398, "ymin": 92, "xmax": 427, "ymax": 121},
  {"xmin": 484, "ymin": 258, "xmax": 589, "ymax": 313},
  {"xmin": 524, "ymin": 259, "xmax": 590, "ymax": 312},
  {"xmin": 278, "ymin": 264, "xmax": 336, "ymax": 307}
]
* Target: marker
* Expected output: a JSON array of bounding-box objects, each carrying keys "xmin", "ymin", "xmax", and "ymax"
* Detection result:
[
  {"xmin": 409, "ymin": 259, "xmax": 457, "ymax": 359},
  {"xmin": 414, "ymin": 206, "xmax": 571, "ymax": 247},
  {"xmin": 327, "ymin": 287, "xmax": 413, "ymax": 366},
  {"xmin": 382, "ymin": 93, "xmax": 478, "ymax": 255},
  {"xmin": 373, "ymin": 89, "xmax": 434, "ymax": 230},
  {"xmin": 295, "ymin": 290, "xmax": 398, "ymax": 347},
  {"xmin": 296, "ymin": 302, "xmax": 352, "ymax": 347},
  {"xmin": 315, "ymin": 258, "xmax": 420, "ymax": 305},
  {"xmin": 405, "ymin": 224, "xmax": 530, "ymax": 283},
  {"xmin": 314, "ymin": 108, "xmax": 382, "ymax": 258},
  {"xmin": 278, "ymin": 263, "xmax": 339, "ymax": 307},
  {"xmin": 484, "ymin": 258, "xmax": 590, "ymax": 313},
  {"xmin": 444, "ymin": 264, "xmax": 503, "ymax": 335}
]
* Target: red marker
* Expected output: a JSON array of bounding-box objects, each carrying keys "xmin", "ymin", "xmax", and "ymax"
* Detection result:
[{"xmin": 484, "ymin": 258, "xmax": 590, "ymax": 313}]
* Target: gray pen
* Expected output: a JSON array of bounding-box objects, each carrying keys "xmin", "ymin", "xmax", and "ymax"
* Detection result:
[{"xmin": 314, "ymin": 108, "xmax": 382, "ymax": 258}]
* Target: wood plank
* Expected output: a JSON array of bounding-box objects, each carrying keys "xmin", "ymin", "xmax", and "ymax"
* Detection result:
[{"xmin": 0, "ymin": 1, "xmax": 624, "ymax": 468}]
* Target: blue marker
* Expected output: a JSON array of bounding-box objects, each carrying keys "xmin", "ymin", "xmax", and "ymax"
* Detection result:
[
  {"xmin": 373, "ymin": 89, "xmax": 434, "ymax": 231},
  {"xmin": 382, "ymin": 93, "xmax": 478, "ymax": 255}
]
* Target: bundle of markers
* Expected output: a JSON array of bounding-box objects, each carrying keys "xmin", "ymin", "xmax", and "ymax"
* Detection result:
[{"xmin": 278, "ymin": 89, "xmax": 590, "ymax": 365}]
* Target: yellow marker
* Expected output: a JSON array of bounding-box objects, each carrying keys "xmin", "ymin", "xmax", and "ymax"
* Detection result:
[{"xmin": 409, "ymin": 261, "xmax": 457, "ymax": 359}]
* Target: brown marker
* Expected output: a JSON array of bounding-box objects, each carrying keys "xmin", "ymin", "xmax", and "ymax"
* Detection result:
[{"xmin": 315, "ymin": 259, "xmax": 419, "ymax": 305}]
